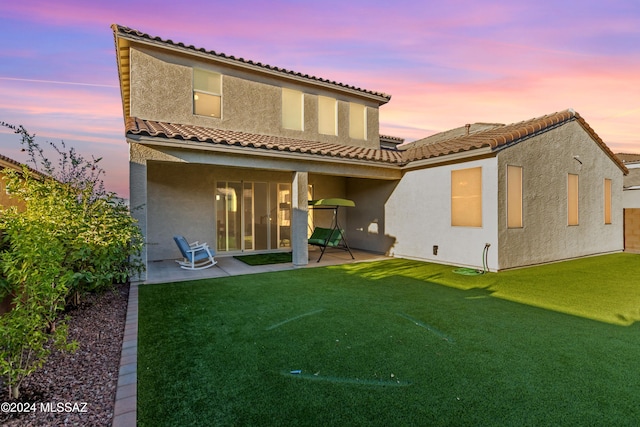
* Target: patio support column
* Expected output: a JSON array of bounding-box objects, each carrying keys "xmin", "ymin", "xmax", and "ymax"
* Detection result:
[
  {"xmin": 129, "ymin": 143, "xmax": 148, "ymax": 281},
  {"xmin": 291, "ymin": 171, "xmax": 309, "ymax": 266}
]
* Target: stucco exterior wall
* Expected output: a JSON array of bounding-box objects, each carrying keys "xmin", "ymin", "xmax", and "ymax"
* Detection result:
[
  {"xmin": 128, "ymin": 46, "xmax": 380, "ymax": 149},
  {"xmin": 385, "ymin": 157, "xmax": 499, "ymax": 270},
  {"xmin": 146, "ymin": 161, "xmax": 297, "ymax": 261},
  {"xmin": 0, "ymin": 172, "xmax": 26, "ymax": 211},
  {"xmin": 496, "ymin": 121, "xmax": 624, "ymax": 269},
  {"xmin": 346, "ymin": 178, "xmax": 399, "ymax": 254},
  {"xmin": 623, "ymin": 189, "xmax": 640, "ymax": 208},
  {"xmin": 308, "ymin": 174, "xmax": 348, "ymax": 236}
]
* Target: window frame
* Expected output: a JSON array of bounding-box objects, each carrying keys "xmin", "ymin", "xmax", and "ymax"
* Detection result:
[
  {"xmin": 282, "ymin": 88, "xmax": 304, "ymax": 131},
  {"xmin": 318, "ymin": 96, "xmax": 337, "ymax": 136},
  {"xmin": 507, "ymin": 165, "xmax": 523, "ymax": 228},
  {"xmin": 193, "ymin": 68, "xmax": 222, "ymax": 118},
  {"xmin": 348, "ymin": 102, "xmax": 367, "ymax": 140},
  {"xmin": 567, "ymin": 173, "xmax": 579, "ymax": 226},
  {"xmin": 451, "ymin": 166, "xmax": 483, "ymax": 228},
  {"xmin": 604, "ymin": 178, "xmax": 612, "ymax": 225}
]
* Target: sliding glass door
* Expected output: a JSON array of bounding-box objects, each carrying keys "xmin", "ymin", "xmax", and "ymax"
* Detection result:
[
  {"xmin": 216, "ymin": 181, "xmax": 291, "ymax": 253},
  {"xmin": 216, "ymin": 181, "xmax": 242, "ymax": 251}
]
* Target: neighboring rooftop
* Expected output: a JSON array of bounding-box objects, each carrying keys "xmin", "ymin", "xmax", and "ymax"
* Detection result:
[
  {"xmin": 616, "ymin": 153, "xmax": 640, "ymax": 164},
  {"xmin": 379, "ymin": 135, "xmax": 404, "ymax": 151},
  {"xmin": 618, "ymin": 153, "xmax": 640, "ymax": 188},
  {"xmin": 0, "ymin": 153, "xmax": 44, "ymax": 177},
  {"xmin": 400, "ymin": 122, "xmax": 503, "ymax": 150}
]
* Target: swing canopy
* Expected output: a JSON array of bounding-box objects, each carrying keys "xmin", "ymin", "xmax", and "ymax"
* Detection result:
[
  {"xmin": 307, "ymin": 198, "xmax": 355, "ymax": 262},
  {"xmin": 308, "ymin": 198, "xmax": 355, "ymax": 207}
]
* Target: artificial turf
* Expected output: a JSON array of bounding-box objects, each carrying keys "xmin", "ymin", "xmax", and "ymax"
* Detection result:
[
  {"xmin": 233, "ymin": 252, "xmax": 293, "ymax": 266},
  {"xmin": 138, "ymin": 253, "xmax": 640, "ymax": 426}
]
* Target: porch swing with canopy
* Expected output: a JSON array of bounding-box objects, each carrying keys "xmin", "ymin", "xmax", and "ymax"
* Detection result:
[{"xmin": 307, "ymin": 198, "xmax": 355, "ymax": 262}]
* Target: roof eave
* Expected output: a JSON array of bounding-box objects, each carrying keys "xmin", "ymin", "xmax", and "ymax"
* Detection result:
[
  {"xmin": 400, "ymin": 146, "xmax": 495, "ymax": 171},
  {"xmin": 128, "ymin": 134, "xmax": 404, "ymax": 171},
  {"xmin": 112, "ymin": 27, "xmax": 131, "ymax": 120},
  {"xmin": 573, "ymin": 114, "xmax": 629, "ymax": 175}
]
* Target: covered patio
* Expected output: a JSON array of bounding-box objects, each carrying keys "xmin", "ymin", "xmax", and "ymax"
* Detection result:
[{"xmin": 138, "ymin": 247, "xmax": 390, "ymax": 285}]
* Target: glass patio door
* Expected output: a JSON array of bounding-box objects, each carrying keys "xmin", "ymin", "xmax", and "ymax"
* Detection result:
[
  {"xmin": 276, "ymin": 183, "xmax": 291, "ymax": 248},
  {"xmin": 216, "ymin": 181, "xmax": 291, "ymax": 252},
  {"xmin": 216, "ymin": 182, "xmax": 242, "ymax": 251}
]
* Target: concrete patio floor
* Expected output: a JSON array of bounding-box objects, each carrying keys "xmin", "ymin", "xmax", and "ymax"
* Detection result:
[{"xmin": 139, "ymin": 247, "xmax": 390, "ymax": 285}]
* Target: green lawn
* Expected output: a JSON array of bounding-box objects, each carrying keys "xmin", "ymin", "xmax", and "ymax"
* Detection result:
[
  {"xmin": 138, "ymin": 253, "xmax": 640, "ymax": 426},
  {"xmin": 233, "ymin": 252, "xmax": 292, "ymax": 266}
]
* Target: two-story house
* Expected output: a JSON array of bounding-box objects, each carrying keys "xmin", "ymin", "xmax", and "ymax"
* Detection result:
[{"xmin": 112, "ymin": 25, "xmax": 627, "ymax": 279}]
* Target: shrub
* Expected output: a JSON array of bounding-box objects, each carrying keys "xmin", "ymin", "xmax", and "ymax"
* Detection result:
[{"xmin": 0, "ymin": 122, "xmax": 144, "ymax": 399}]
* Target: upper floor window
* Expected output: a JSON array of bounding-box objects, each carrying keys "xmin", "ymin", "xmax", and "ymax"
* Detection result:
[
  {"xmin": 349, "ymin": 103, "xmax": 367, "ymax": 140},
  {"xmin": 193, "ymin": 69, "xmax": 221, "ymax": 118},
  {"xmin": 604, "ymin": 178, "xmax": 612, "ymax": 224},
  {"xmin": 318, "ymin": 96, "xmax": 337, "ymax": 135},
  {"xmin": 451, "ymin": 166, "xmax": 482, "ymax": 227},
  {"xmin": 568, "ymin": 173, "xmax": 579, "ymax": 226},
  {"xmin": 282, "ymin": 88, "xmax": 303, "ymax": 131}
]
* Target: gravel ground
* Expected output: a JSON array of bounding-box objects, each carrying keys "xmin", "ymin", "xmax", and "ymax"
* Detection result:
[{"xmin": 1, "ymin": 282, "xmax": 129, "ymax": 427}]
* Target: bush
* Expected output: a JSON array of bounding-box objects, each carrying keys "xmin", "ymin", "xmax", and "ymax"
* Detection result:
[{"xmin": 0, "ymin": 122, "xmax": 144, "ymax": 399}]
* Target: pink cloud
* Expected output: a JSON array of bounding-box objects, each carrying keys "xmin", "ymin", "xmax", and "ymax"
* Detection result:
[{"xmin": 1, "ymin": 0, "xmax": 638, "ymax": 199}]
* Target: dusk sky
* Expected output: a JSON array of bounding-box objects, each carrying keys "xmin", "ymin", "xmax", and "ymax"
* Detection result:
[{"xmin": 1, "ymin": 0, "xmax": 639, "ymax": 197}]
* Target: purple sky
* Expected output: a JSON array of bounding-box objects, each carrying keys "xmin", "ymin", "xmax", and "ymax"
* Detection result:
[{"xmin": 1, "ymin": 0, "xmax": 639, "ymax": 197}]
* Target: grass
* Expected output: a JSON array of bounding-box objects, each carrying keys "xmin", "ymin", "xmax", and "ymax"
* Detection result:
[
  {"xmin": 138, "ymin": 253, "xmax": 640, "ymax": 426},
  {"xmin": 233, "ymin": 252, "xmax": 292, "ymax": 266}
]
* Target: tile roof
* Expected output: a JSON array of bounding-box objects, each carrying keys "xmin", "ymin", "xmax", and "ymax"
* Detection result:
[
  {"xmin": 125, "ymin": 110, "xmax": 627, "ymax": 174},
  {"xmin": 0, "ymin": 153, "xmax": 26, "ymax": 170},
  {"xmin": 400, "ymin": 122, "xmax": 503, "ymax": 151},
  {"xmin": 400, "ymin": 109, "xmax": 628, "ymax": 173},
  {"xmin": 125, "ymin": 117, "xmax": 404, "ymax": 165},
  {"xmin": 0, "ymin": 153, "xmax": 45, "ymax": 177},
  {"xmin": 624, "ymin": 168, "xmax": 640, "ymax": 188},
  {"xmin": 616, "ymin": 153, "xmax": 640, "ymax": 164},
  {"xmin": 112, "ymin": 25, "xmax": 391, "ymax": 104}
]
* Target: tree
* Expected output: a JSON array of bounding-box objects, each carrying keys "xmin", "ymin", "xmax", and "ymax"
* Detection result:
[{"xmin": 0, "ymin": 122, "xmax": 144, "ymax": 399}]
